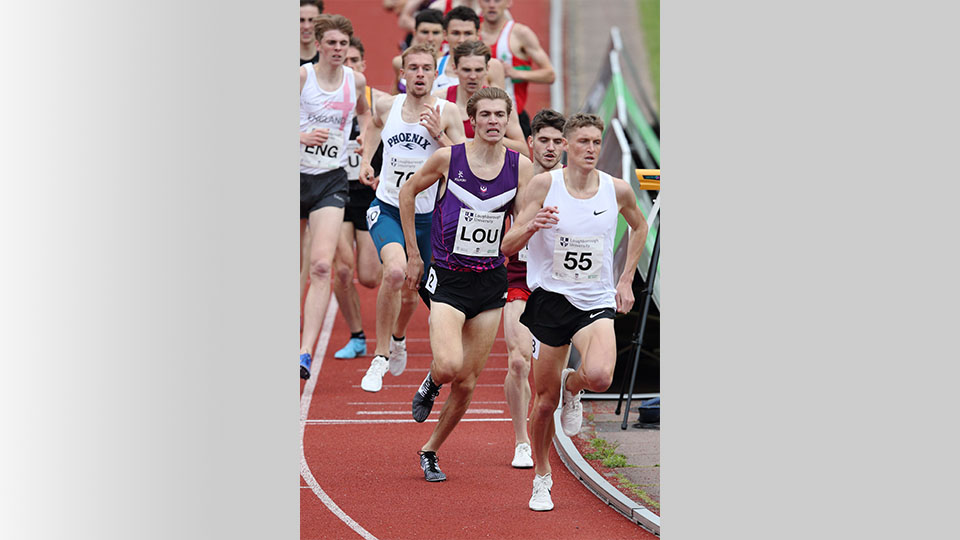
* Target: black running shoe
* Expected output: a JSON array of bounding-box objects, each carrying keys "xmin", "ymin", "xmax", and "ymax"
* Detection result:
[
  {"xmin": 412, "ymin": 373, "xmax": 442, "ymax": 422},
  {"xmin": 419, "ymin": 451, "xmax": 446, "ymax": 482}
]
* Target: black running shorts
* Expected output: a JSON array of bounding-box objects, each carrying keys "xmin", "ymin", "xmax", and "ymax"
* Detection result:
[
  {"xmin": 301, "ymin": 168, "xmax": 349, "ymax": 219},
  {"xmin": 428, "ymin": 265, "xmax": 507, "ymax": 320},
  {"xmin": 520, "ymin": 288, "xmax": 615, "ymax": 347},
  {"xmin": 344, "ymin": 182, "xmax": 377, "ymax": 231}
]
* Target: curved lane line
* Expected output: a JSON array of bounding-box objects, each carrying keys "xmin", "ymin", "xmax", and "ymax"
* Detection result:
[{"xmin": 299, "ymin": 296, "xmax": 379, "ymax": 540}]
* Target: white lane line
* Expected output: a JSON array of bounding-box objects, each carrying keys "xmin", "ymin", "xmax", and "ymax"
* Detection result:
[
  {"xmin": 346, "ymin": 401, "xmax": 508, "ymax": 405},
  {"xmin": 306, "ymin": 418, "xmax": 514, "ymax": 425},
  {"xmin": 300, "ymin": 295, "xmax": 379, "ymax": 540},
  {"xmin": 382, "ymin": 337, "xmax": 506, "ymax": 343},
  {"xmin": 353, "ymin": 367, "xmax": 508, "ymax": 372},
  {"xmin": 350, "ymin": 383, "xmax": 508, "ymax": 389},
  {"xmin": 400, "ymin": 352, "xmax": 507, "ymax": 357},
  {"xmin": 356, "ymin": 409, "xmax": 504, "ymax": 415}
]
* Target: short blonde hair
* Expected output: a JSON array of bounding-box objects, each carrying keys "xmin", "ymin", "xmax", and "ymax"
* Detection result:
[
  {"xmin": 563, "ymin": 113, "xmax": 604, "ymax": 137},
  {"xmin": 401, "ymin": 42, "xmax": 438, "ymax": 69}
]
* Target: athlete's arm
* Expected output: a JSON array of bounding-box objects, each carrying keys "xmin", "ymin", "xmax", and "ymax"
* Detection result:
[
  {"xmin": 506, "ymin": 24, "xmax": 556, "ymax": 85},
  {"xmin": 353, "ymin": 74, "xmax": 371, "ymax": 153},
  {"xmin": 399, "ymin": 148, "xmax": 452, "ymax": 289},
  {"xmin": 398, "ymin": 0, "xmax": 420, "ymax": 32},
  {"xmin": 299, "ymin": 66, "xmax": 329, "ymax": 146},
  {"xmin": 502, "ymin": 107, "xmax": 530, "ymax": 158},
  {"xmin": 391, "ymin": 55, "xmax": 404, "ymax": 95},
  {"xmin": 359, "ymin": 95, "xmax": 392, "ymax": 187},
  {"xmin": 613, "ymin": 177, "xmax": 649, "ymax": 314},
  {"xmin": 440, "ymin": 102, "xmax": 467, "ymax": 145},
  {"xmin": 501, "ymin": 171, "xmax": 557, "ymax": 256},
  {"xmin": 485, "ymin": 59, "xmax": 506, "ymax": 89}
]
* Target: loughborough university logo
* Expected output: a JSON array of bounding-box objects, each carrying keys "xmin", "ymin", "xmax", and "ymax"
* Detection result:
[{"xmin": 559, "ymin": 236, "xmax": 569, "ymax": 248}]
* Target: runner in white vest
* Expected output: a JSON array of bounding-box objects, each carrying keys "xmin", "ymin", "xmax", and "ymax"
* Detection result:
[
  {"xmin": 357, "ymin": 42, "xmax": 466, "ymax": 393},
  {"xmin": 501, "ymin": 113, "xmax": 649, "ymax": 512},
  {"xmin": 299, "ymin": 14, "xmax": 369, "ymax": 381}
]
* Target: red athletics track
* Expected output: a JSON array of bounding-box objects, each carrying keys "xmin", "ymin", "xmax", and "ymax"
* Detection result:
[{"xmin": 300, "ymin": 285, "xmax": 656, "ymax": 540}]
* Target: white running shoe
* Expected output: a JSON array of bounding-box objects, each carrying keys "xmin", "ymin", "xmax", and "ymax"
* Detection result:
[
  {"xmin": 528, "ymin": 473, "xmax": 554, "ymax": 511},
  {"xmin": 512, "ymin": 442, "xmax": 534, "ymax": 469},
  {"xmin": 360, "ymin": 355, "xmax": 389, "ymax": 392},
  {"xmin": 559, "ymin": 368, "xmax": 583, "ymax": 436},
  {"xmin": 388, "ymin": 337, "xmax": 407, "ymax": 376}
]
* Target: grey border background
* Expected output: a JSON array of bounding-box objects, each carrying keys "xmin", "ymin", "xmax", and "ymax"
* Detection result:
[{"xmin": 2, "ymin": 1, "xmax": 956, "ymax": 538}]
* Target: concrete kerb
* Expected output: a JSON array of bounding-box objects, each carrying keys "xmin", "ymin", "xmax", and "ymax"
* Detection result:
[{"xmin": 552, "ymin": 408, "xmax": 661, "ymax": 536}]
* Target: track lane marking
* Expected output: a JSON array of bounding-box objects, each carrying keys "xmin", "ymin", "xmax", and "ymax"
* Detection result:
[{"xmin": 300, "ymin": 296, "xmax": 379, "ymax": 540}]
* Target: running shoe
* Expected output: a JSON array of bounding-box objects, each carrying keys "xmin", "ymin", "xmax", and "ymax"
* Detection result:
[
  {"xmin": 419, "ymin": 451, "xmax": 446, "ymax": 482},
  {"xmin": 412, "ymin": 372, "xmax": 442, "ymax": 422},
  {"xmin": 559, "ymin": 368, "xmax": 583, "ymax": 436},
  {"xmin": 528, "ymin": 473, "xmax": 554, "ymax": 511},
  {"xmin": 388, "ymin": 336, "xmax": 407, "ymax": 376},
  {"xmin": 360, "ymin": 355, "xmax": 389, "ymax": 392},
  {"xmin": 334, "ymin": 337, "xmax": 367, "ymax": 359},
  {"xmin": 299, "ymin": 353, "xmax": 312, "ymax": 380},
  {"xmin": 512, "ymin": 442, "xmax": 534, "ymax": 469}
]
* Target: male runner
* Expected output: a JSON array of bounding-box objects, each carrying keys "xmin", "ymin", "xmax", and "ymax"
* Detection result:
[
  {"xmin": 401, "ymin": 87, "xmax": 534, "ymax": 482},
  {"xmin": 433, "ymin": 40, "xmax": 527, "ymax": 157},
  {"xmin": 501, "ymin": 108, "xmax": 565, "ymax": 469},
  {"xmin": 357, "ymin": 43, "xmax": 466, "ymax": 392},
  {"xmin": 391, "ymin": 9, "xmax": 445, "ymax": 94},
  {"xmin": 432, "ymin": 6, "xmax": 505, "ymax": 92},
  {"xmin": 331, "ymin": 36, "xmax": 384, "ymax": 359},
  {"xmin": 501, "ymin": 113, "xmax": 649, "ymax": 510},
  {"xmin": 299, "ymin": 14, "xmax": 369, "ymax": 380},
  {"xmin": 479, "ymin": 0, "xmax": 555, "ymax": 136},
  {"xmin": 300, "ymin": 0, "xmax": 324, "ymax": 327},
  {"xmin": 299, "ymin": 0, "xmax": 324, "ymax": 65}
]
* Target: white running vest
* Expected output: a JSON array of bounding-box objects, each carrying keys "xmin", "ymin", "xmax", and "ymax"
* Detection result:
[
  {"xmin": 375, "ymin": 94, "xmax": 449, "ymax": 214},
  {"xmin": 432, "ymin": 54, "xmax": 458, "ymax": 92},
  {"xmin": 300, "ymin": 64, "xmax": 357, "ymax": 175},
  {"xmin": 526, "ymin": 169, "xmax": 619, "ymax": 311}
]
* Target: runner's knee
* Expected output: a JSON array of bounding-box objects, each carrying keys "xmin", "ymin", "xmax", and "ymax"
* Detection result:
[
  {"xmin": 334, "ymin": 260, "xmax": 354, "ymax": 286},
  {"xmin": 507, "ymin": 349, "xmax": 530, "ymax": 379},
  {"xmin": 581, "ymin": 364, "xmax": 614, "ymax": 392},
  {"xmin": 382, "ymin": 262, "xmax": 405, "ymax": 289},
  {"xmin": 532, "ymin": 395, "xmax": 558, "ymax": 418},
  {"xmin": 309, "ymin": 259, "xmax": 333, "ymax": 281},
  {"xmin": 357, "ymin": 267, "xmax": 379, "ymax": 289}
]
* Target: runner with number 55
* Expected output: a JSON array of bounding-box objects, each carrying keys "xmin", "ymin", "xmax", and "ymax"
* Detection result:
[{"xmin": 500, "ymin": 113, "xmax": 649, "ymax": 512}]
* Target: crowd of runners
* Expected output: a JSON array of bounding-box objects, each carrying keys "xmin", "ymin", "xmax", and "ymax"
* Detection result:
[{"xmin": 299, "ymin": 0, "xmax": 649, "ymax": 512}]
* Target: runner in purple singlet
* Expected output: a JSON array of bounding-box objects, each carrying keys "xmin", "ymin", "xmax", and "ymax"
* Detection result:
[{"xmin": 397, "ymin": 87, "xmax": 534, "ymax": 482}]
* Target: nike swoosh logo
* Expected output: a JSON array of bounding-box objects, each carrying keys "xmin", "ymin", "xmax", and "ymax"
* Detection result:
[
  {"xmin": 593, "ymin": 210, "xmax": 607, "ymax": 215},
  {"xmin": 589, "ymin": 311, "xmax": 603, "ymax": 319}
]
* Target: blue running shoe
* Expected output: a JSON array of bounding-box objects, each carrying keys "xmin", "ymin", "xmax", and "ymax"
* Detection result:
[
  {"xmin": 334, "ymin": 337, "xmax": 367, "ymax": 359},
  {"xmin": 299, "ymin": 353, "xmax": 312, "ymax": 380}
]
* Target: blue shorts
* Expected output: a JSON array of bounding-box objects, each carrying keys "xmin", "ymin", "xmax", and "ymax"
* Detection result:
[{"xmin": 367, "ymin": 198, "xmax": 433, "ymax": 272}]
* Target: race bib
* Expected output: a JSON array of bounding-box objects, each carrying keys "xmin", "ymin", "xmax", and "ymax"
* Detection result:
[
  {"xmin": 517, "ymin": 245, "xmax": 528, "ymax": 262},
  {"xmin": 344, "ymin": 139, "xmax": 362, "ymax": 180},
  {"xmin": 300, "ymin": 128, "xmax": 344, "ymax": 170},
  {"xmin": 381, "ymin": 155, "xmax": 427, "ymax": 201},
  {"xmin": 365, "ymin": 205, "xmax": 381, "ymax": 229},
  {"xmin": 425, "ymin": 267, "xmax": 438, "ymax": 294},
  {"xmin": 552, "ymin": 235, "xmax": 603, "ymax": 282},
  {"xmin": 453, "ymin": 209, "xmax": 505, "ymax": 257}
]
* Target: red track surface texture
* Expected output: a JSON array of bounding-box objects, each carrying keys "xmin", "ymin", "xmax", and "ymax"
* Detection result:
[{"xmin": 300, "ymin": 284, "xmax": 654, "ymax": 540}]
